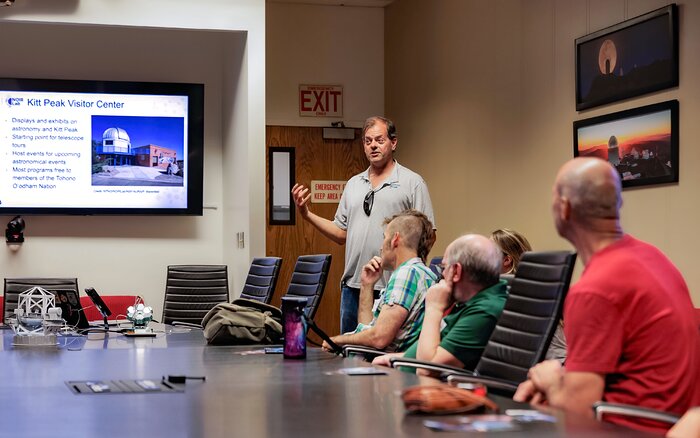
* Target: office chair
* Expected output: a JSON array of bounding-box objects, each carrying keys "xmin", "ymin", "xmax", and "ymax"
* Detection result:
[
  {"xmin": 592, "ymin": 402, "xmax": 682, "ymax": 425},
  {"xmin": 80, "ymin": 295, "xmax": 144, "ymax": 321},
  {"xmin": 3, "ymin": 278, "xmax": 79, "ymax": 324},
  {"xmin": 239, "ymin": 257, "xmax": 283, "ymax": 304},
  {"xmin": 428, "ymin": 256, "xmax": 443, "ymax": 278},
  {"xmin": 389, "ymin": 250, "xmax": 577, "ymax": 396},
  {"xmin": 281, "ymin": 254, "xmax": 331, "ymax": 320},
  {"xmin": 162, "ymin": 265, "xmax": 229, "ymax": 325}
]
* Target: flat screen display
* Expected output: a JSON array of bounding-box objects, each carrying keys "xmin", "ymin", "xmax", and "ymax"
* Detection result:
[{"xmin": 0, "ymin": 78, "xmax": 204, "ymax": 215}]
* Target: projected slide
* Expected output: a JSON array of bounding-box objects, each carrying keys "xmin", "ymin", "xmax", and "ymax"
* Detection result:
[{"xmin": 1, "ymin": 91, "xmax": 189, "ymax": 210}]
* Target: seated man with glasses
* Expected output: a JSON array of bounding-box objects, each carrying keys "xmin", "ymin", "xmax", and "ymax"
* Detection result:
[
  {"xmin": 372, "ymin": 234, "xmax": 508, "ymax": 372},
  {"xmin": 292, "ymin": 116, "xmax": 436, "ymax": 334},
  {"xmin": 322, "ymin": 210, "xmax": 437, "ymax": 352}
]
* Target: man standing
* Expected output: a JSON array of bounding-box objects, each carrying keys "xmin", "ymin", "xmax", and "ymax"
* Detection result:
[
  {"xmin": 322, "ymin": 210, "xmax": 436, "ymax": 352},
  {"xmin": 372, "ymin": 234, "xmax": 507, "ymax": 372},
  {"xmin": 292, "ymin": 116, "xmax": 435, "ymax": 333},
  {"xmin": 513, "ymin": 157, "xmax": 700, "ymax": 434}
]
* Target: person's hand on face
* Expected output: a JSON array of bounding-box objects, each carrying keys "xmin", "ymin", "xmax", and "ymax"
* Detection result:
[
  {"xmin": 361, "ymin": 256, "xmax": 383, "ymax": 287},
  {"xmin": 425, "ymin": 263, "xmax": 455, "ymax": 312}
]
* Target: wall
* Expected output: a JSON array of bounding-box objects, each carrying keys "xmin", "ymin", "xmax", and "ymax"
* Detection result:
[
  {"xmin": 386, "ymin": 0, "xmax": 700, "ymax": 304},
  {"xmin": 266, "ymin": 3, "xmax": 384, "ymax": 128},
  {"xmin": 0, "ymin": 0, "xmax": 266, "ymax": 317}
]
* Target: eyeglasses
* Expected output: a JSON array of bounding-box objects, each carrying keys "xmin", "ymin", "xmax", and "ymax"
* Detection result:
[
  {"xmin": 363, "ymin": 136, "xmax": 388, "ymax": 146},
  {"xmin": 363, "ymin": 190, "xmax": 374, "ymax": 216}
]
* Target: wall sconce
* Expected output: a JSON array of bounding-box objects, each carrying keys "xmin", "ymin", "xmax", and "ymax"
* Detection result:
[{"xmin": 6, "ymin": 216, "xmax": 25, "ymax": 244}]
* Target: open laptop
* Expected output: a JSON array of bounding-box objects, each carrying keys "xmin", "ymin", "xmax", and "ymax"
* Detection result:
[{"xmin": 53, "ymin": 290, "xmax": 90, "ymax": 330}]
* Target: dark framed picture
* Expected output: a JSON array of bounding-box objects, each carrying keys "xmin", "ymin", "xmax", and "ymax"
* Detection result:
[
  {"xmin": 573, "ymin": 100, "xmax": 678, "ymax": 189},
  {"xmin": 575, "ymin": 4, "xmax": 678, "ymax": 111}
]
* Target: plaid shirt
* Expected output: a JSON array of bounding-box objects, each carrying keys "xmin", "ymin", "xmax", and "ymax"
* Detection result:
[{"xmin": 354, "ymin": 257, "xmax": 437, "ymax": 352}]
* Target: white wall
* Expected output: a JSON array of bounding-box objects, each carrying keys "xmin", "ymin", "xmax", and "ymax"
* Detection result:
[
  {"xmin": 266, "ymin": 3, "xmax": 384, "ymax": 127},
  {"xmin": 0, "ymin": 0, "xmax": 266, "ymax": 317}
]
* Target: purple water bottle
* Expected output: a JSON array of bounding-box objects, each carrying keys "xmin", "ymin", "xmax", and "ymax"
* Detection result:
[{"xmin": 281, "ymin": 296, "xmax": 308, "ymax": 359}]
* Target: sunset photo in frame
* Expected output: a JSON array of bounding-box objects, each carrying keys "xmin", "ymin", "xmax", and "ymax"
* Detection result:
[
  {"xmin": 573, "ymin": 100, "xmax": 678, "ymax": 189},
  {"xmin": 575, "ymin": 4, "xmax": 678, "ymax": 111}
]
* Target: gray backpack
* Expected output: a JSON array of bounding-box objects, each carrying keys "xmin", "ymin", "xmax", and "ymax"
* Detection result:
[{"xmin": 202, "ymin": 298, "xmax": 283, "ymax": 345}]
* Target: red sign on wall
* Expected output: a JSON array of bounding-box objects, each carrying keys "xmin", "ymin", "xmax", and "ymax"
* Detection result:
[{"xmin": 299, "ymin": 85, "xmax": 343, "ymax": 117}]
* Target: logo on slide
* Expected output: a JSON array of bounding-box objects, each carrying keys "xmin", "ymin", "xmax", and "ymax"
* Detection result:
[{"xmin": 5, "ymin": 97, "xmax": 23, "ymax": 107}]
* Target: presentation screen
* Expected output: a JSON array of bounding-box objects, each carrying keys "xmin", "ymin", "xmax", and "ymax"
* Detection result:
[{"xmin": 0, "ymin": 78, "xmax": 204, "ymax": 215}]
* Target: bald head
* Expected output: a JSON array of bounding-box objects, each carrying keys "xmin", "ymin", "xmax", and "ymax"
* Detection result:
[
  {"xmin": 445, "ymin": 234, "xmax": 502, "ymax": 288},
  {"xmin": 554, "ymin": 157, "xmax": 622, "ymax": 221}
]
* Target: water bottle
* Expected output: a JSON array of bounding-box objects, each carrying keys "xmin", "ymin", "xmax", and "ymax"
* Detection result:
[{"xmin": 281, "ymin": 296, "xmax": 308, "ymax": 359}]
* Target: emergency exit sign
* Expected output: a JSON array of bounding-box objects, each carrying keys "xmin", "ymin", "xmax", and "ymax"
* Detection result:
[
  {"xmin": 310, "ymin": 180, "xmax": 346, "ymax": 203},
  {"xmin": 299, "ymin": 85, "xmax": 343, "ymax": 117}
]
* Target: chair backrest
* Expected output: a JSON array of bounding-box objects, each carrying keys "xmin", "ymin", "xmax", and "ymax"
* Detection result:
[
  {"xmin": 3, "ymin": 278, "xmax": 80, "ymax": 324},
  {"xmin": 474, "ymin": 251, "xmax": 576, "ymax": 390},
  {"xmin": 428, "ymin": 256, "xmax": 443, "ymax": 278},
  {"xmin": 80, "ymin": 295, "xmax": 143, "ymax": 321},
  {"xmin": 283, "ymin": 254, "xmax": 331, "ymax": 320},
  {"xmin": 239, "ymin": 257, "xmax": 283, "ymax": 304},
  {"xmin": 163, "ymin": 265, "xmax": 229, "ymax": 325}
]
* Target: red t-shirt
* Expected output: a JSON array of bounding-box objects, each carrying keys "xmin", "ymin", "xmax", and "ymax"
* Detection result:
[{"xmin": 564, "ymin": 235, "xmax": 700, "ymax": 434}]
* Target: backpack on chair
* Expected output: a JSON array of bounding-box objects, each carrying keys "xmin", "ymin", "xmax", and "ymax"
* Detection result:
[{"xmin": 202, "ymin": 298, "xmax": 283, "ymax": 345}]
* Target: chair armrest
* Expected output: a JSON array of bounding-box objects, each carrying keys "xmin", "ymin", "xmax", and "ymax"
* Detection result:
[
  {"xmin": 592, "ymin": 402, "xmax": 681, "ymax": 424},
  {"xmin": 172, "ymin": 321, "xmax": 204, "ymax": 329},
  {"xmin": 342, "ymin": 345, "xmax": 384, "ymax": 360},
  {"xmin": 388, "ymin": 357, "xmax": 471, "ymax": 377},
  {"xmin": 446, "ymin": 374, "xmax": 519, "ymax": 396}
]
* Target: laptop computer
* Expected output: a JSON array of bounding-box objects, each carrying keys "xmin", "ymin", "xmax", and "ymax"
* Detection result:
[{"xmin": 53, "ymin": 290, "xmax": 90, "ymax": 330}]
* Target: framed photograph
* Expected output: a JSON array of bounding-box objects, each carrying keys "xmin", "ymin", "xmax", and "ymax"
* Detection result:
[
  {"xmin": 573, "ymin": 100, "xmax": 678, "ymax": 189},
  {"xmin": 575, "ymin": 4, "xmax": 678, "ymax": 111}
]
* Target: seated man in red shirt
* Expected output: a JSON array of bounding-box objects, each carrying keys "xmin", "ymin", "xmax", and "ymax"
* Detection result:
[{"xmin": 513, "ymin": 157, "xmax": 700, "ymax": 435}]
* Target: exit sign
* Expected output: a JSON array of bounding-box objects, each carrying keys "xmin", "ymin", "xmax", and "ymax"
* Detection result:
[{"xmin": 299, "ymin": 85, "xmax": 343, "ymax": 117}]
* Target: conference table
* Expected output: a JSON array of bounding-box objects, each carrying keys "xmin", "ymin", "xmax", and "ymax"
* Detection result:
[{"xmin": 0, "ymin": 324, "xmax": 653, "ymax": 437}]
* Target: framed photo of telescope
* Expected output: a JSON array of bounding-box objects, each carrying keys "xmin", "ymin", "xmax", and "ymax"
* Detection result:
[
  {"xmin": 575, "ymin": 4, "xmax": 678, "ymax": 111},
  {"xmin": 573, "ymin": 100, "xmax": 678, "ymax": 189}
]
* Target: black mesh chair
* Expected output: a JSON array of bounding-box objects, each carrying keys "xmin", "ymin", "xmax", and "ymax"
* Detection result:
[
  {"xmin": 163, "ymin": 265, "xmax": 229, "ymax": 325},
  {"xmin": 239, "ymin": 257, "xmax": 282, "ymax": 304},
  {"xmin": 428, "ymin": 256, "xmax": 443, "ymax": 278},
  {"xmin": 282, "ymin": 254, "xmax": 331, "ymax": 320},
  {"xmin": 3, "ymin": 278, "xmax": 79, "ymax": 324},
  {"xmin": 389, "ymin": 250, "xmax": 577, "ymax": 396}
]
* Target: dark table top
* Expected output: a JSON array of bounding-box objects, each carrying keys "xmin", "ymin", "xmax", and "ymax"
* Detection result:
[{"xmin": 0, "ymin": 325, "xmax": 652, "ymax": 437}]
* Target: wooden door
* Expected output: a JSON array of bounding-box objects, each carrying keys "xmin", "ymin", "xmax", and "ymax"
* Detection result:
[{"xmin": 266, "ymin": 126, "xmax": 367, "ymax": 339}]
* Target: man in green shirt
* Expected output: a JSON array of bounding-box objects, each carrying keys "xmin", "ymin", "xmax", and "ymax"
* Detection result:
[{"xmin": 372, "ymin": 234, "xmax": 507, "ymax": 372}]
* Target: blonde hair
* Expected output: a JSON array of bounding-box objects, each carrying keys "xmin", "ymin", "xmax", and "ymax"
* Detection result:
[{"xmin": 490, "ymin": 228, "xmax": 532, "ymax": 274}]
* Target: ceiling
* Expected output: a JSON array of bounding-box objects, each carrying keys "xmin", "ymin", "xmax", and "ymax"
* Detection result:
[{"xmin": 267, "ymin": 0, "xmax": 394, "ymax": 7}]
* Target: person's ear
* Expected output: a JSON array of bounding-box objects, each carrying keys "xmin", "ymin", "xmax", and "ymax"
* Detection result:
[
  {"xmin": 390, "ymin": 137, "xmax": 397, "ymax": 151},
  {"xmin": 451, "ymin": 263, "xmax": 462, "ymax": 283},
  {"xmin": 503, "ymin": 255, "xmax": 513, "ymax": 273},
  {"xmin": 391, "ymin": 231, "xmax": 400, "ymax": 249},
  {"xmin": 557, "ymin": 196, "xmax": 571, "ymax": 222}
]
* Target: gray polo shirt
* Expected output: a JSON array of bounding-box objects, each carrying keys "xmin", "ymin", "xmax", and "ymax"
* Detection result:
[{"xmin": 333, "ymin": 161, "xmax": 436, "ymax": 289}]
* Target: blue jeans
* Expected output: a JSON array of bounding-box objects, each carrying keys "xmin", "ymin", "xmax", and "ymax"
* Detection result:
[{"xmin": 340, "ymin": 284, "xmax": 359, "ymax": 334}]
